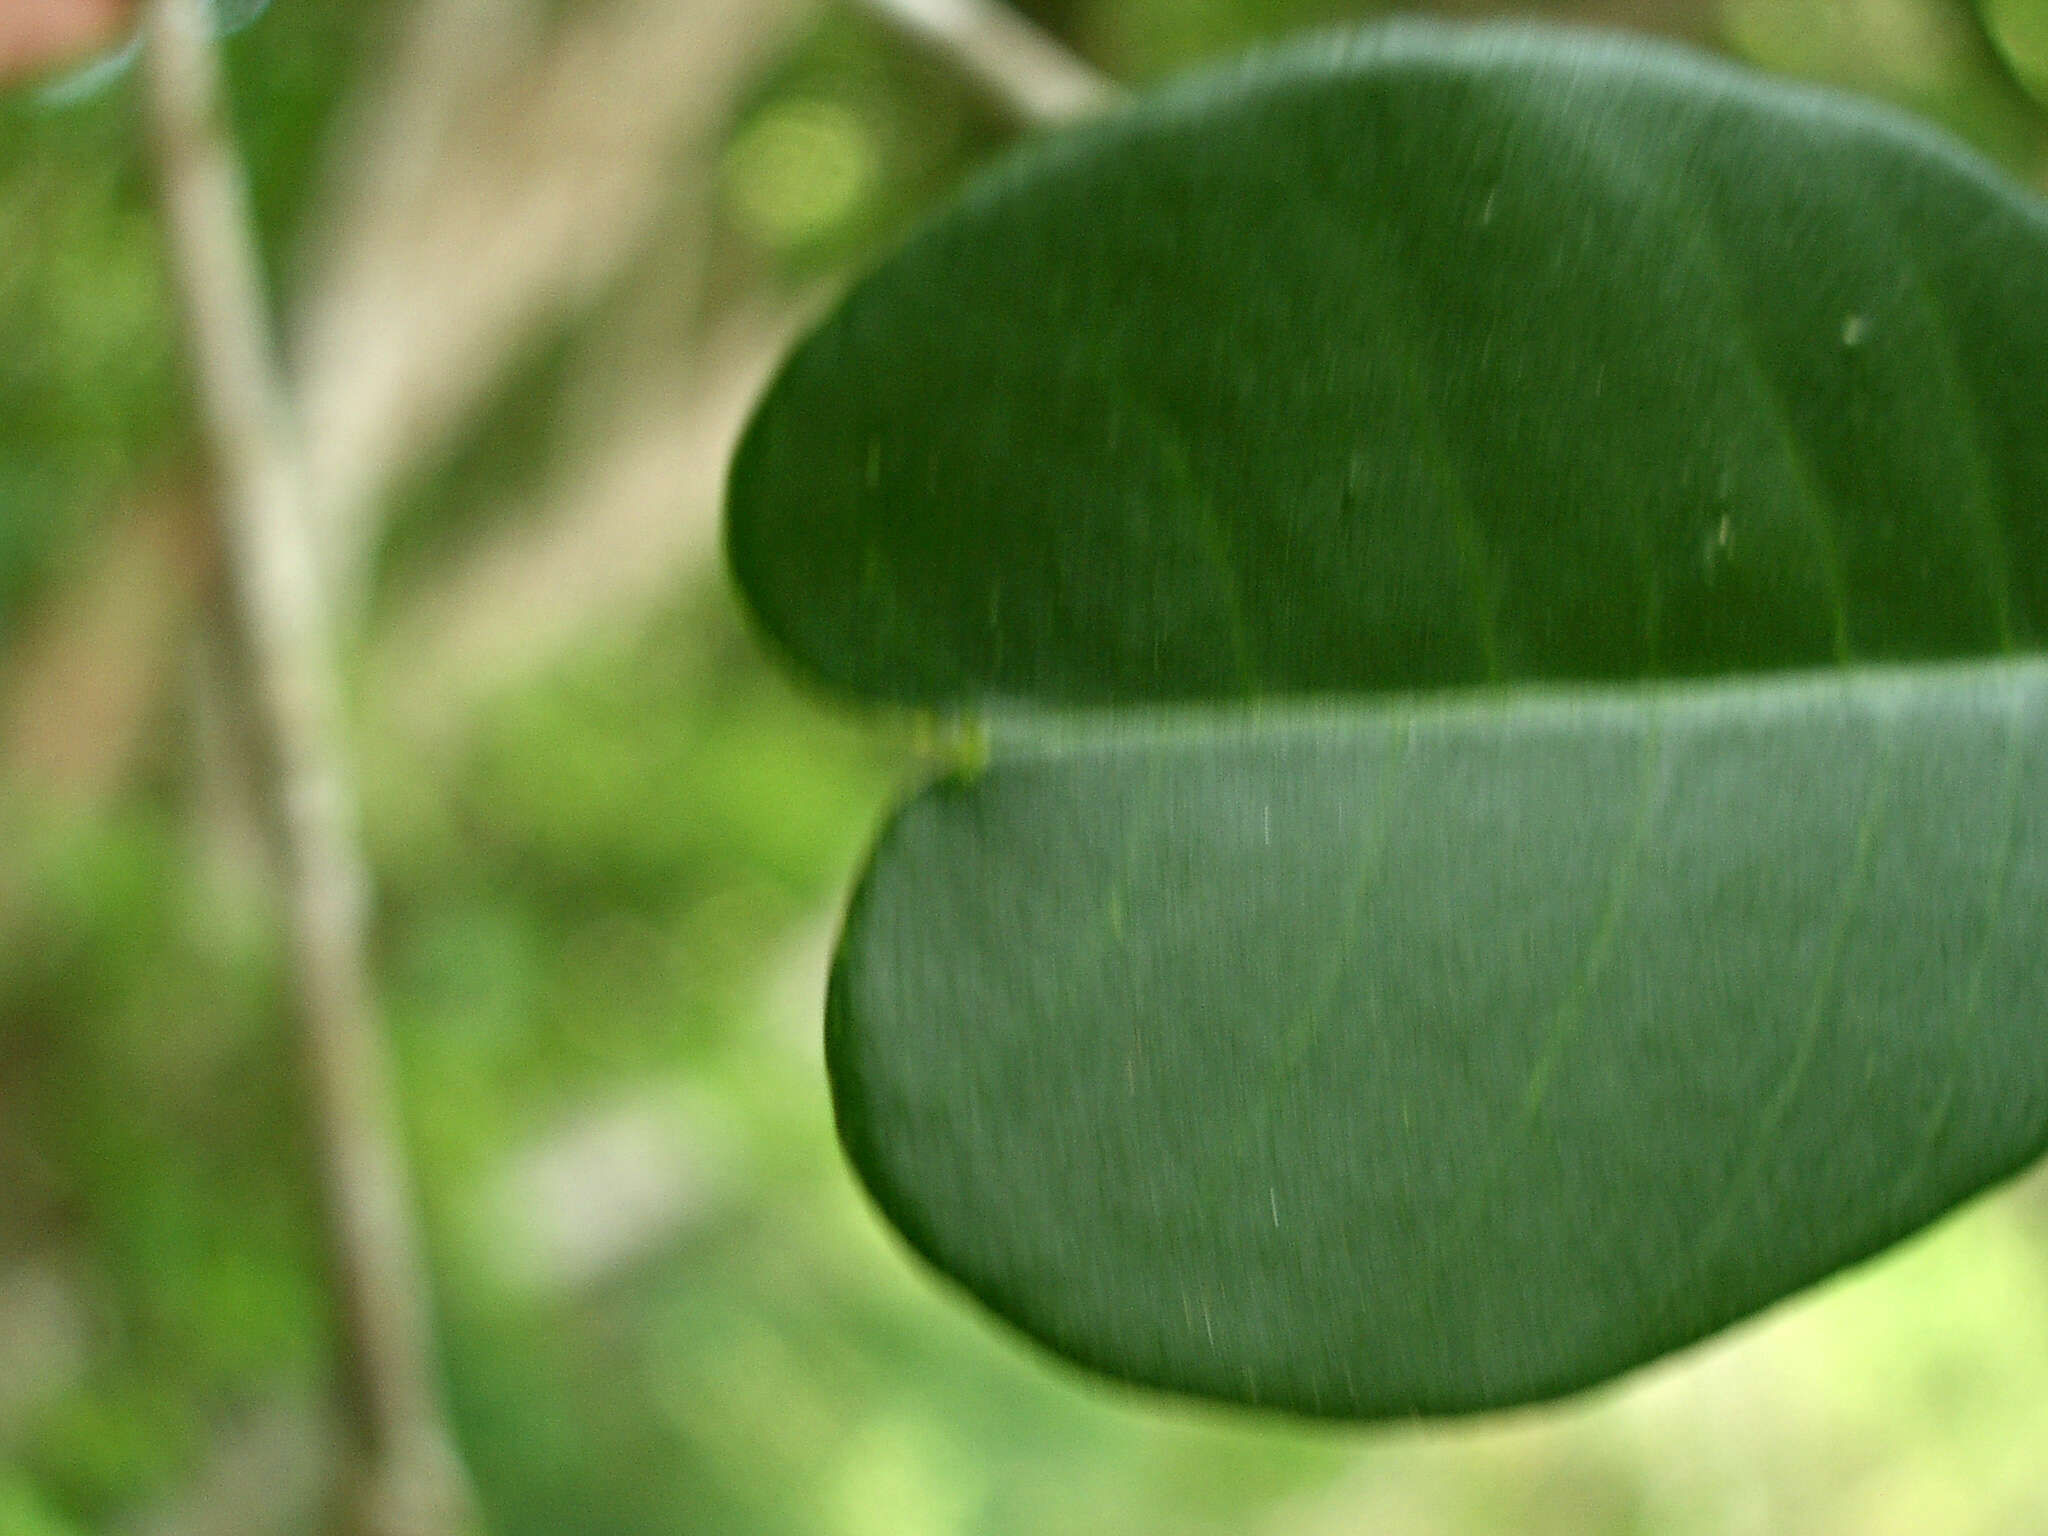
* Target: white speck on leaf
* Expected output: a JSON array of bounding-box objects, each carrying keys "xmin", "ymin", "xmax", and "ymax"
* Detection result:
[
  {"xmin": 1841, "ymin": 314, "xmax": 1870, "ymax": 347},
  {"xmin": 1703, "ymin": 514, "xmax": 1734, "ymax": 576}
]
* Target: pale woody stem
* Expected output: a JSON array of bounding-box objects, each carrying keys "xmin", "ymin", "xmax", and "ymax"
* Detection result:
[
  {"xmin": 849, "ymin": 0, "xmax": 1122, "ymax": 124},
  {"xmin": 140, "ymin": 1, "xmax": 476, "ymax": 1531}
]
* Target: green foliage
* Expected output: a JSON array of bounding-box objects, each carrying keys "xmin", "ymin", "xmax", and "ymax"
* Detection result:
[
  {"xmin": 0, "ymin": 95, "xmax": 175, "ymax": 641},
  {"xmin": 1725, "ymin": 0, "xmax": 2048, "ymax": 167},
  {"xmin": 1981, "ymin": 0, "xmax": 2048, "ymax": 108},
  {"xmin": 728, "ymin": 22, "xmax": 2048, "ymax": 1417},
  {"xmin": 14, "ymin": 0, "xmax": 2048, "ymax": 1528},
  {"xmin": 4, "ymin": 598, "xmax": 1339, "ymax": 1534},
  {"xmin": 0, "ymin": 1469, "xmax": 88, "ymax": 1536},
  {"xmin": 0, "ymin": 0, "xmax": 391, "ymax": 642},
  {"xmin": 720, "ymin": 12, "xmax": 1008, "ymax": 271}
]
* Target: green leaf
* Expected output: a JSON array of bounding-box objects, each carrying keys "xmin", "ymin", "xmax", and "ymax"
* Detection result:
[
  {"xmin": 1982, "ymin": 0, "xmax": 2048, "ymax": 110},
  {"xmin": 726, "ymin": 22, "xmax": 2048, "ymax": 1417},
  {"xmin": 835, "ymin": 670, "xmax": 2048, "ymax": 1415}
]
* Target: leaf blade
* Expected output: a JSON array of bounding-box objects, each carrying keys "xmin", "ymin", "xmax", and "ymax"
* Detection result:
[
  {"xmin": 830, "ymin": 663, "xmax": 2048, "ymax": 1416},
  {"xmin": 729, "ymin": 23, "xmax": 2048, "ymax": 705}
]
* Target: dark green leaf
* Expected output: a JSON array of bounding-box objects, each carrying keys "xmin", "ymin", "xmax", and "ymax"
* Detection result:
[
  {"xmin": 730, "ymin": 24, "xmax": 2048, "ymax": 704},
  {"xmin": 726, "ymin": 23, "xmax": 2048, "ymax": 1416}
]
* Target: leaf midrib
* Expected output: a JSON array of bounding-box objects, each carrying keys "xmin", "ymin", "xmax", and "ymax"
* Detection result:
[{"xmin": 948, "ymin": 652, "xmax": 2048, "ymax": 766}]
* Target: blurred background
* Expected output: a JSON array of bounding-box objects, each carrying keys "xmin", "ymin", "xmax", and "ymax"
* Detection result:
[{"xmin": 6, "ymin": 0, "xmax": 2048, "ymax": 1531}]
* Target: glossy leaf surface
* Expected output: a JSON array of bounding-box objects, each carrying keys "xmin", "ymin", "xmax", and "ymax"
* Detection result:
[
  {"xmin": 834, "ymin": 668, "xmax": 2048, "ymax": 1415},
  {"xmin": 730, "ymin": 25, "xmax": 2048, "ymax": 705},
  {"xmin": 726, "ymin": 23, "xmax": 2048, "ymax": 1417}
]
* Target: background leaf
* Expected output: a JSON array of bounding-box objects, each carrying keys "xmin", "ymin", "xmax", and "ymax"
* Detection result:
[
  {"xmin": 1981, "ymin": 0, "xmax": 2048, "ymax": 109},
  {"xmin": 727, "ymin": 23, "xmax": 2048, "ymax": 1416}
]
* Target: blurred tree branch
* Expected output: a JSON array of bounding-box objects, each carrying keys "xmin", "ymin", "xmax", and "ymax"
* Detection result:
[
  {"xmin": 140, "ymin": 0, "xmax": 478, "ymax": 1531},
  {"xmin": 338, "ymin": 0, "xmax": 1112, "ymax": 745},
  {"xmin": 369, "ymin": 297, "xmax": 819, "ymax": 740},
  {"xmin": 849, "ymin": 0, "xmax": 1122, "ymax": 122},
  {"xmin": 288, "ymin": 0, "xmax": 813, "ymax": 618}
]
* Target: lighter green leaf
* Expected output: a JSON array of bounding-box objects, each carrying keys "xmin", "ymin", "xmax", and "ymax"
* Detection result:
[
  {"xmin": 1981, "ymin": 0, "xmax": 2048, "ymax": 110},
  {"xmin": 833, "ymin": 665, "xmax": 2048, "ymax": 1415}
]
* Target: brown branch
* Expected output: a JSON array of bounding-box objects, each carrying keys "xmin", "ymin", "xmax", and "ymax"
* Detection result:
[
  {"xmin": 847, "ymin": 0, "xmax": 1121, "ymax": 124},
  {"xmin": 138, "ymin": 2, "xmax": 477, "ymax": 1533}
]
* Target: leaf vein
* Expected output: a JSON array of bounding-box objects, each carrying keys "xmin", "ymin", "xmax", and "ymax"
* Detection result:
[
  {"xmin": 1688, "ymin": 737, "xmax": 1899, "ymax": 1276},
  {"xmin": 1885, "ymin": 710, "xmax": 2029, "ymax": 1215}
]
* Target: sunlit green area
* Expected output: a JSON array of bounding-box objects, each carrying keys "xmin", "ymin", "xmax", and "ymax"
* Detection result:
[{"xmin": 6, "ymin": 0, "xmax": 2048, "ymax": 1531}]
